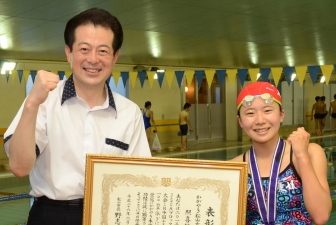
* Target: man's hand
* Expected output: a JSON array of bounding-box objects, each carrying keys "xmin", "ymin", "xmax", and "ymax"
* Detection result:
[{"xmin": 27, "ymin": 70, "xmax": 60, "ymax": 107}]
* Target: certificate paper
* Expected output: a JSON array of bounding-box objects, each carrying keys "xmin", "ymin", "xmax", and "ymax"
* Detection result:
[{"xmin": 83, "ymin": 155, "xmax": 248, "ymax": 225}]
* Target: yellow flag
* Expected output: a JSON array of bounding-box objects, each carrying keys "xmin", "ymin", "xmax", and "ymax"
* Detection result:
[
  {"xmin": 249, "ymin": 68, "xmax": 259, "ymax": 83},
  {"xmin": 23, "ymin": 70, "xmax": 30, "ymax": 83},
  {"xmin": 165, "ymin": 71, "xmax": 174, "ymax": 89},
  {"xmin": 226, "ymin": 69, "xmax": 237, "ymax": 87},
  {"xmin": 320, "ymin": 65, "xmax": 333, "ymax": 85},
  {"xmin": 11, "ymin": 70, "xmax": 18, "ymax": 83},
  {"xmin": 185, "ymin": 70, "xmax": 194, "ymax": 87},
  {"xmin": 271, "ymin": 67, "xmax": 282, "ymax": 87},
  {"xmin": 295, "ymin": 66, "xmax": 307, "ymax": 86},
  {"xmin": 205, "ymin": 70, "xmax": 215, "ymax": 89},
  {"xmin": 147, "ymin": 71, "xmax": 156, "ymax": 88},
  {"xmin": 112, "ymin": 71, "xmax": 121, "ymax": 87},
  {"xmin": 129, "ymin": 71, "xmax": 137, "ymax": 88},
  {"xmin": 65, "ymin": 71, "xmax": 72, "ymax": 78}
]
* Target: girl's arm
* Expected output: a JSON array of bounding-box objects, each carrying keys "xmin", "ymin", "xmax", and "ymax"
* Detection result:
[
  {"xmin": 150, "ymin": 111, "xmax": 157, "ymax": 132},
  {"xmin": 288, "ymin": 127, "xmax": 331, "ymax": 224}
]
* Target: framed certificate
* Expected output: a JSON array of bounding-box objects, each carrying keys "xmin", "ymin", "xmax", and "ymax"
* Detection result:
[{"xmin": 83, "ymin": 155, "xmax": 248, "ymax": 225}]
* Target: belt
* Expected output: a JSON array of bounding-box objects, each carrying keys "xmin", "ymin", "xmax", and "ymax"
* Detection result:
[{"xmin": 34, "ymin": 196, "xmax": 84, "ymax": 207}]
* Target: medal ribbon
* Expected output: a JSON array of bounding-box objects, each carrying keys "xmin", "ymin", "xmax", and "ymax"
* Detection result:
[{"xmin": 249, "ymin": 138, "xmax": 285, "ymax": 225}]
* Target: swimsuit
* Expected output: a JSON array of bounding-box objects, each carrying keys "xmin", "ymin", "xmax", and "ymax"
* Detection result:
[
  {"xmin": 314, "ymin": 113, "xmax": 325, "ymax": 119},
  {"xmin": 179, "ymin": 124, "xmax": 188, "ymax": 135},
  {"xmin": 143, "ymin": 111, "xmax": 151, "ymax": 130},
  {"xmin": 243, "ymin": 149, "xmax": 312, "ymax": 225},
  {"xmin": 332, "ymin": 113, "xmax": 336, "ymax": 119}
]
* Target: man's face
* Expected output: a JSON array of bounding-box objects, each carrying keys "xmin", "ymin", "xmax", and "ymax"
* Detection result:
[{"xmin": 65, "ymin": 24, "xmax": 119, "ymax": 90}]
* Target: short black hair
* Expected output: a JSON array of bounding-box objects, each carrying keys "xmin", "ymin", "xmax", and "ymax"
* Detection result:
[
  {"xmin": 145, "ymin": 101, "xmax": 151, "ymax": 108},
  {"xmin": 64, "ymin": 8, "xmax": 123, "ymax": 55},
  {"xmin": 183, "ymin": 103, "xmax": 191, "ymax": 109}
]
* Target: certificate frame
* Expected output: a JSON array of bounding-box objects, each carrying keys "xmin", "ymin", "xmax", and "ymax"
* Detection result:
[{"xmin": 83, "ymin": 154, "xmax": 248, "ymax": 225}]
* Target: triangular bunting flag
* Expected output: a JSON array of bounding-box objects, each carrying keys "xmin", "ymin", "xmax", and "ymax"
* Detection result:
[
  {"xmin": 283, "ymin": 67, "xmax": 295, "ymax": 86},
  {"xmin": 295, "ymin": 66, "xmax": 307, "ymax": 86},
  {"xmin": 185, "ymin": 70, "xmax": 194, "ymax": 87},
  {"xmin": 307, "ymin": 65, "xmax": 320, "ymax": 85},
  {"xmin": 249, "ymin": 68, "xmax": 260, "ymax": 83},
  {"xmin": 112, "ymin": 71, "xmax": 121, "ymax": 87},
  {"xmin": 65, "ymin": 71, "xmax": 72, "ymax": 78},
  {"xmin": 237, "ymin": 69, "xmax": 248, "ymax": 86},
  {"xmin": 205, "ymin": 70, "xmax": 215, "ymax": 89},
  {"xmin": 166, "ymin": 71, "xmax": 174, "ymax": 89},
  {"xmin": 321, "ymin": 64, "xmax": 333, "ymax": 85},
  {"xmin": 58, "ymin": 71, "xmax": 65, "ymax": 80},
  {"xmin": 147, "ymin": 71, "xmax": 156, "ymax": 88},
  {"xmin": 157, "ymin": 72, "xmax": 165, "ymax": 88},
  {"xmin": 175, "ymin": 71, "xmax": 184, "ymax": 88},
  {"xmin": 30, "ymin": 70, "xmax": 37, "ymax": 83},
  {"xmin": 226, "ymin": 69, "xmax": 237, "ymax": 87},
  {"xmin": 121, "ymin": 71, "xmax": 129, "ymax": 88},
  {"xmin": 138, "ymin": 71, "xmax": 147, "ymax": 88},
  {"xmin": 17, "ymin": 70, "xmax": 23, "ymax": 83},
  {"xmin": 215, "ymin": 70, "xmax": 226, "ymax": 88},
  {"xmin": 11, "ymin": 70, "xmax": 18, "ymax": 83},
  {"xmin": 195, "ymin": 70, "xmax": 204, "ymax": 88},
  {"xmin": 129, "ymin": 71, "xmax": 137, "ymax": 88},
  {"xmin": 260, "ymin": 68, "xmax": 271, "ymax": 82},
  {"xmin": 23, "ymin": 70, "xmax": 30, "ymax": 83},
  {"xmin": 271, "ymin": 67, "xmax": 282, "ymax": 87}
]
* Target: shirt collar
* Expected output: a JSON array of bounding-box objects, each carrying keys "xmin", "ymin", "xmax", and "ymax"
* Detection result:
[{"xmin": 61, "ymin": 75, "xmax": 117, "ymax": 111}]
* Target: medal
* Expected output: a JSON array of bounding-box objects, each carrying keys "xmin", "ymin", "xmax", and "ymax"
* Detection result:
[{"xmin": 249, "ymin": 138, "xmax": 285, "ymax": 225}]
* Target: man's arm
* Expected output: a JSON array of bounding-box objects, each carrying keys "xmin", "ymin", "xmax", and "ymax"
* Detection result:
[
  {"xmin": 186, "ymin": 113, "xmax": 193, "ymax": 131},
  {"xmin": 8, "ymin": 71, "xmax": 59, "ymax": 177}
]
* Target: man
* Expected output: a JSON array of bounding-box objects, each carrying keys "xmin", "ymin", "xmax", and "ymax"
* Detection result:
[
  {"xmin": 179, "ymin": 103, "xmax": 193, "ymax": 151},
  {"xmin": 311, "ymin": 96, "xmax": 325, "ymax": 135},
  {"xmin": 320, "ymin": 96, "xmax": 328, "ymax": 135},
  {"xmin": 330, "ymin": 94, "xmax": 336, "ymax": 135},
  {"xmin": 4, "ymin": 8, "xmax": 150, "ymax": 225}
]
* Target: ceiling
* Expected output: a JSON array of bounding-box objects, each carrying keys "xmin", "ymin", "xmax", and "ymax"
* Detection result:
[{"xmin": 1, "ymin": 0, "xmax": 336, "ymax": 70}]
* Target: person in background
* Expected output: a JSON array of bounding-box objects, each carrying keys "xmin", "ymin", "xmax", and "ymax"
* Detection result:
[
  {"xmin": 4, "ymin": 8, "xmax": 150, "ymax": 225},
  {"xmin": 231, "ymin": 82, "xmax": 331, "ymax": 225},
  {"xmin": 143, "ymin": 101, "xmax": 157, "ymax": 145},
  {"xmin": 330, "ymin": 94, "xmax": 336, "ymax": 135},
  {"xmin": 179, "ymin": 103, "xmax": 193, "ymax": 151},
  {"xmin": 311, "ymin": 96, "xmax": 321, "ymax": 135},
  {"xmin": 320, "ymin": 95, "xmax": 327, "ymax": 135}
]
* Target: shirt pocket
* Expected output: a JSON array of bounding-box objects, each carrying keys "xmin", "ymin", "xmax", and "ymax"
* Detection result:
[{"xmin": 103, "ymin": 138, "xmax": 129, "ymax": 154}]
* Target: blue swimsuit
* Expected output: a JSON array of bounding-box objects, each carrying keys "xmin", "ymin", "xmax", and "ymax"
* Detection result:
[
  {"xmin": 243, "ymin": 149, "xmax": 312, "ymax": 225},
  {"xmin": 143, "ymin": 110, "xmax": 151, "ymax": 130}
]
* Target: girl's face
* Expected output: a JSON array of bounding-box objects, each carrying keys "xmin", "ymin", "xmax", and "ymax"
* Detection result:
[{"xmin": 237, "ymin": 98, "xmax": 284, "ymax": 144}]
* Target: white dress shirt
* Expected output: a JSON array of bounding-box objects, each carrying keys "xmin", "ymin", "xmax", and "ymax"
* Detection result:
[{"xmin": 4, "ymin": 76, "xmax": 151, "ymax": 200}]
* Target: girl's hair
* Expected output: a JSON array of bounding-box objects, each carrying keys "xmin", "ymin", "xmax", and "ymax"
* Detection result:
[{"xmin": 145, "ymin": 101, "xmax": 151, "ymax": 108}]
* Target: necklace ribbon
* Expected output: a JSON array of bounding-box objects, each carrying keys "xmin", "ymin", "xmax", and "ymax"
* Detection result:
[{"xmin": 249, "ymin": 138, "xmax": 285, "ymax": 225}]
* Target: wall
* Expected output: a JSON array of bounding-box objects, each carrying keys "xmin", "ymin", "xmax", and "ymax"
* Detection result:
[{"xmin": 129, "ymin": 72, "xmax": 182, "ymax": 150}]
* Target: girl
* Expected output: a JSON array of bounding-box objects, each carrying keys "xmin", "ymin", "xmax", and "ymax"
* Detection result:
[
  {"xmin": 143, "ymin": 101, "xmax": 157, "ymax": 145},
  {"xmin": 231, "ymin": 82, "xmax": 331, "ymax": 225}
]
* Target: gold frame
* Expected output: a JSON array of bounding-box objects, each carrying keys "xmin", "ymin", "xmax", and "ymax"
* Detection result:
[{"xmin": 83, "ymin": 155, "xmax": 248, "ymax": 225}]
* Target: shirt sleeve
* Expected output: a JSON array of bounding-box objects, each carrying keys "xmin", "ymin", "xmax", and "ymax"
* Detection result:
[{"xmin": 127, "ymin": 106, "xmax": 151, "ymax": 157}]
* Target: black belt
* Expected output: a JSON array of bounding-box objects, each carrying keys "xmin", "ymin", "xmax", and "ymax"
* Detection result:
[{"xmin": 34, "ymin": 196, "xmax": 83, "ymax": 207}]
